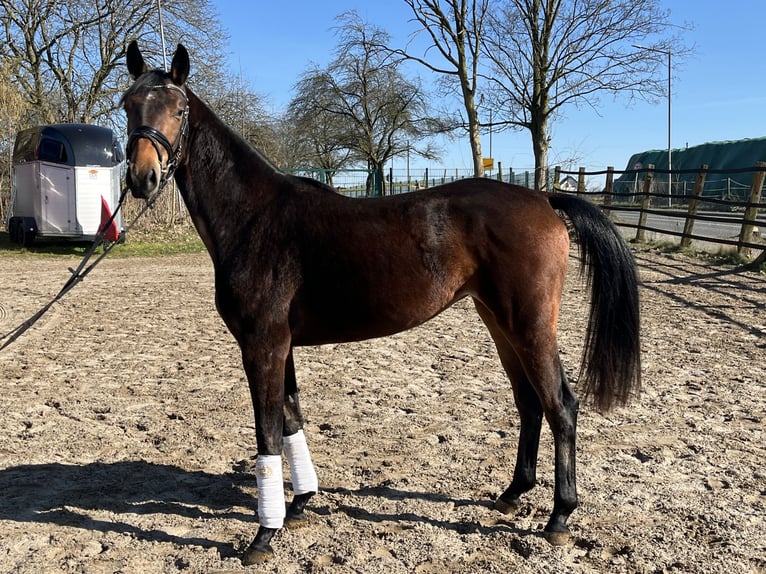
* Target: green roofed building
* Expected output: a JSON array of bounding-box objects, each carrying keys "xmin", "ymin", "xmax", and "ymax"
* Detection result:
[{"xmin": 613, "ymin": 137, "xmax": 766, "ymax": 200}]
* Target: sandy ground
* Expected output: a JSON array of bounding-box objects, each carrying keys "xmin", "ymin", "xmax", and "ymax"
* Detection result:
[{"xmin": 0, "ymin": 247, "xmax": 764, "ymax": 573}]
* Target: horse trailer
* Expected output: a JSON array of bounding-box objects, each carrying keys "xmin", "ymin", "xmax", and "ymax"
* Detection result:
[{"xmin": 6, "ymin": 123, "xmax": 124, "ymax": 245}]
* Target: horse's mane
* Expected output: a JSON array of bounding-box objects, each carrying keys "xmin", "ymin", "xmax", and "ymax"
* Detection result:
[
  {"xmin": 184, "ymin": 89, "xmax": 341, "ymax": 195},
  {"xmin": 193, "ymin": 92, "xmax": 281, "ymax": 170},
  {"xmin": 293, "ymin": 175, "xmax": 341, "ymax": 195}
]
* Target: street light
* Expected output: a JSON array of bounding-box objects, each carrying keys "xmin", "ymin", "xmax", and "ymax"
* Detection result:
[{"xmin": 634, "ymin": 44, "xmax": 672, "ymax": 207}]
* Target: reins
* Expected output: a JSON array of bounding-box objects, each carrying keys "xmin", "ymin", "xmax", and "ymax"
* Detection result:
[
  {"xmin": 0, "ymin": 85, "xmax": 189, "ymax": 352},
  {"xmin": 0, "ymin": 189, "xmax": 166, "ymax": 352}
]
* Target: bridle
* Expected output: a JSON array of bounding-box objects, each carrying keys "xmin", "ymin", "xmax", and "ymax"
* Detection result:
[{"xmin": 126, "ymin": 83, "xmax": 190, "ymax": 192}]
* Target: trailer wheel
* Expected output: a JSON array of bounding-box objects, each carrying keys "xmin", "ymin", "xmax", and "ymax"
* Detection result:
[
  {"xmin": 21, "ymin": 226, "xmax": 36, "ymax": 246},
  {"xmin": 8, "ymin": 216, "xmax": 26, "ymax": 245},
  {"xmin": 8, "ymin": 217, "xmax": 21, "ymax": 245},
  {"xmin": 18, "ymin": 217, "xmax": 37, "ymax": 247}
]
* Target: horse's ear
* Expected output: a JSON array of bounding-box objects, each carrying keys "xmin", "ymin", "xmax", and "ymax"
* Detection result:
[
  {"xmin": 170, "ymin": 44, "xmax": 190, "ymax": 86},
  {"xmin": 127, "ymin": 40, "xmax": 147, "ymax": 79}
]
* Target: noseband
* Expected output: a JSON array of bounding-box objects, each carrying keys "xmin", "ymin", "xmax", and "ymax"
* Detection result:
[{"xmin": 126, "ymin": 84, "xmax": 189, "ymax": 191}]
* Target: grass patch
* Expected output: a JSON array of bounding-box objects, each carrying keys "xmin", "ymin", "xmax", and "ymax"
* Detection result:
[
  {"xmin": 630, "ymin": 239, "xmax": 701, "ymax": 259},
  {"xmin": 710, "ymin": 249, "xmax": 751, "ymax": 267},
  {"xmin": 0, "ymin": 226, "xmax": 206, "ymax": 259},
  {"xmin": 631, "ymin": 238, "xmax": 765, "ymax": 272}
]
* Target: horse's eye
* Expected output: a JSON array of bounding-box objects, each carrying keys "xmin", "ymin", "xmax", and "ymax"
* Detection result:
[{"xmin": 174, "ymin": 109, "xmax": 184, "ymax": 119}]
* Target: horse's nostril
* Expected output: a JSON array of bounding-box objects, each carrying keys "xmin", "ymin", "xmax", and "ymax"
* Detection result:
[{"xmin": 127, "ymin": 165, "xmax": 160, "ymax": 199}]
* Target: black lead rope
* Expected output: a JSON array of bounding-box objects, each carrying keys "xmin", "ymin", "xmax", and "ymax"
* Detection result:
[
  {"xmin": 1, "ymin": 84, "xmax": 189, "ymax": 352},
  {"xmin": 0, "ymin": 188, "xmax": 160, "ymax": 352}
]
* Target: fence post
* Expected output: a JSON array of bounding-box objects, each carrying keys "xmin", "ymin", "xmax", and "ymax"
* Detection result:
[
  {"xmin": 680, "ymin": 164, "xmax": 708, "ymax": 248},
  {"xmin": 738, "ymin": 161, "xmax": 766, "ymax": 255},
  {"xmin": 577, "ymin": 167, "xmax": 586, "ymax": 196},
  {"xmin": 497, "ymin": 161, "xmax": 503, "ymax": 182},
  {"xmin": 554, "ymin": 166, "xmax": 561, "ymax": 189},
  {"xmin": 636, "ymin": 164, "xmax": 654, "ymax": 242},
  {"xmin": 603, "ymin": 166, "xmax": 614, "ymax": 214}
]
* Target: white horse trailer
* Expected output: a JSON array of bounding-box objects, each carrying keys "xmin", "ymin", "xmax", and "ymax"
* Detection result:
[{"xmin": 6, "ymin": 124, "xmax": 124, "ymax": 245}]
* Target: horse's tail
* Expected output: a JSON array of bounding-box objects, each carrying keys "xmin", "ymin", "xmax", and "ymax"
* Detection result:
[{"xmin": 548, "ymin": 193, "xmax": 641, "ymax": 411}]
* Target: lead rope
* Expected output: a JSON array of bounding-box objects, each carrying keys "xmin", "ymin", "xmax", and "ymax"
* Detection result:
[{"xmin": 0, "ymin": 187, "xmax": 163, "ymax": 352}]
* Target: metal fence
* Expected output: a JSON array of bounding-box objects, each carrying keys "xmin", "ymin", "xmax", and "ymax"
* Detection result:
[{"xmin": 288, "ymin": 165, "xmax": 547, "ymax": 198}]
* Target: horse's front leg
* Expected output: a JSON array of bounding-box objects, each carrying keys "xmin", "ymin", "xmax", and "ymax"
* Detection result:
[
  {"xmin": 239, "ymin": 331, "xmax": 289, "ymax": 566},
  {"xmin": 282, "ymin": 348, "xmax": 318, "ymax": 527}
]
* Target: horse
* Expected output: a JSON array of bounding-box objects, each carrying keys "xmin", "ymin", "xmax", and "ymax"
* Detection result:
[{"xmin": 122, "ymin": 41, "xmax": 641, "ymax": 565}]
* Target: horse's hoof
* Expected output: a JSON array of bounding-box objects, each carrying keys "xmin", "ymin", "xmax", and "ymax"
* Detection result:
[
  {"xmin": 493, "ymin": 497, "xmax": 519, "ymax": 515},
  {"xmin": 244, "ymin": 525, "xmax": 278, "ymax": 565},
  {"xmin": 284, "ymin": 511, "xmax": 310, "ymax": 529},
  {"xmin": 242, "ymin": 543, "xmax": 274, "ymax": 566},
  {"xmin": 543, "ymin": 529, "xmax": 571, "ymax": 546}
]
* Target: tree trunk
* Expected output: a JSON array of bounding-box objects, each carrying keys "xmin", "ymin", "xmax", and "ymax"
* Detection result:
[
  {"xmin": 529, "ymin": 0, "xmax": 551, "ymax": 191},
  {"xmin": 366, "ymin": 161, "xmax": 385, "ymax": 197},
  {"xmin": 531, "ymin": 120, "xmax": 549, "ymax": 191},
  {"xmin": 467, "ymin": 99, "xmax": 484, "ymax": 177}
]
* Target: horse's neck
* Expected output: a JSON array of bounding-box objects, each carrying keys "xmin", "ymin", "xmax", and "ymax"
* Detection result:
[{"xmin": 175, "ymin": 90, "xmax": 282, "ymax": 263}]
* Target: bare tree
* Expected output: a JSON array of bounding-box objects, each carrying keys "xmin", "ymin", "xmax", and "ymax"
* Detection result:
[
  {"xmin": 291, "ymin": 12, "xmax": 446, "ymax": 194},
  {"xmin": 287, "ymin": 70, "xmax": 354, "ymax": 183},
  {"xmin": 395, "ymin": 0, "xmax": 491, "ymax": 177},
  {"xmin": 0, "ymin": 0, "xmax": 228, "ymax": 129},
  {"xmin": 483, "ymin": 0, "xmax": 688, "ymax": 190},
  {"xmin": 202, "ymin": 71, "xmax": 275, "ymax": 161},
  {"xmin": 0, "ymin": 0, "xmax": 258, "ymax": 227},
  {"xmin": 0, "ymin": 60, "xmax": 29, "ymax": 222}
]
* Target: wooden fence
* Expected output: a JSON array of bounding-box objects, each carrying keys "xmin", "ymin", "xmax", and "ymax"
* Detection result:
[{"xmin": 554, "ymin": 163, "xmax": 766, "ymax": 262}]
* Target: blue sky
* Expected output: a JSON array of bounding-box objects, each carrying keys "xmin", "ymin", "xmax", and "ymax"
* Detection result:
[{"xmin": 208, "ymin": 1, "xmax": 766, "ymax": 175}]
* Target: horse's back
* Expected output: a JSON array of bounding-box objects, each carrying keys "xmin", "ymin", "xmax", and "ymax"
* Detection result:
[
  {"xmin": 285, "ymin": 177, "xmax": 570, "ymax": 345},
  {"xmin": 294, "ymin": 176, "xmax": 566, "ymax": 245}
]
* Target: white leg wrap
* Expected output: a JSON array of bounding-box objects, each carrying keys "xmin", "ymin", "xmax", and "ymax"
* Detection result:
[
  {"xmin": 255, "ymin": 455, "xmax": 286, "ymax": 529},
  {"xmin": 284, "ymin": 430, "xmax": 319, "ymax": 495}
]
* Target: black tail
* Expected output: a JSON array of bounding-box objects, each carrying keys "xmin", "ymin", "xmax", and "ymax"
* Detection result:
[{"xmin": 548, "ymin": 194, "xmax": 641, "ymax": 411}]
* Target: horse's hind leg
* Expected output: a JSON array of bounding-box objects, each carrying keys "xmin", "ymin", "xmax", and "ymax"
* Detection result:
[
  {"xmin": 474, "ymin": 299, "xmax": 579, "ymax": 544},
  {"xmin": 544, "ymin": 359, "xmax": 579, "ymax": 543},
  {"xmin": 282, "ymin": 348, "xmax": 318, "ymax": 527},
  {"xmin": 474, "ymin": 301, "xmax": 543, "ymax": 508},
  {"xmin": 496, "ymin": 378, "xmax": 544, "ymax": 511}
]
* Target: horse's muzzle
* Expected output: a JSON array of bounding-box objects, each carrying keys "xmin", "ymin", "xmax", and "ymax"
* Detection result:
[{"xmin": 126, "ymin": 163, "xmax": 160, "ymax": 200}]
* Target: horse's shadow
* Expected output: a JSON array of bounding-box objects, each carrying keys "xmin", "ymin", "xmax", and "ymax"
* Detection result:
[
  {"xmin": 0, "ymin": 460, "xmax": 535, "ymax": 555},
  {"xmin": 0, "ymin": 460, "xmax": 256, "ymax": 557},
  {"xmin": 321, "ymin": 484, "xmax": 536, "ymax": 539}
]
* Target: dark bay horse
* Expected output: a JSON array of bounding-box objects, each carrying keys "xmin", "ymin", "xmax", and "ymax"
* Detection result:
[{"xmin": 122, "ymin": 41, "xmax": 640, "ymax": 565}]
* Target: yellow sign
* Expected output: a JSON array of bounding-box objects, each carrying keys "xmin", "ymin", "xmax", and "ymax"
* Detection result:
[{"xmin": 482, "ymin": 157, "xmax": 494, "ymax": 170}]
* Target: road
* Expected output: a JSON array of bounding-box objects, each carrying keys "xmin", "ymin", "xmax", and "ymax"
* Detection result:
[{"xmin": 610, "ymin": 209, "xmax": 762, "ymax": 245}]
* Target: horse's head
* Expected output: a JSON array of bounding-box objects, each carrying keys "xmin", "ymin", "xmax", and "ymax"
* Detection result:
[{"xmin": 122, "ymin": 41, "xmax": 190, "ymax": 200}]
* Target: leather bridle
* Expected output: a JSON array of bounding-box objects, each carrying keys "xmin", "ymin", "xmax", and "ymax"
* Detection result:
[{"xmin": 126, "ymin": 83, "xmax": 189, "ymax": 191}]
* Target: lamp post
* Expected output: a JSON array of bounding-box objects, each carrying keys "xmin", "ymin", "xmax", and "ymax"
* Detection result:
[{"xmin": 635, "ymin": 45, "xmax": 672, "ymax": 206}]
